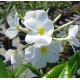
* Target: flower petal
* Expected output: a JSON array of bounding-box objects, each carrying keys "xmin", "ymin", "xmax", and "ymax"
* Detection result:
[
  {"xmin": 47, "ymin": 41, "xmax": 62, "ymax": 54},
  {"xmin": 24, "ymin": 18, "xmax": 37, "ymax": 31},
  {"xmin": 47, "ymin": 54, "xmax": 59, "ymax": 63},
  {"xmin": 7, "ymin": 15, "xmax": 15, "ymax": 27},
  {"xmin": 14, "ymin": 12, "xmax": 19, "ymax": 26},
  {"xmin": 34, "ymin": 48, "xmax": 47, "ymax": 68},
  {"xmin": 45, "ymin": 41, "xmax": 61, "ymax": 63},
  {"xmin": 5, "ymin": 28, "xmax": 18, "ymax": 39},
  {"xmin": 35, "ymin": 34, "xmax": 52, "ymax": 46},
  {"xmin": 36, "ymin": 10, "xmax": 48, "ymax": 24},
  {"xmin": 24, "ymin": 11, "xmax": 35, "ymax": 19},
  {"xmin": 67, "ymin": 36, "xmax": 80, "ymax": 47},
  {"xmin": 25, "ymin": 45, "xmax": 34, "ymax": 58},
  {"xmin": 11, "ymin": 54, "xmax": 16, "ymax": 65},
  {"xmin": 68, "ymin": 25, "xmax": 78, "ymax": 36},
  {"xmin": 25, "ymin": 32, "xmax": 38, "ymax": 44},
  {"xmin": 5, "ymin": 49, "xmax": 12, "ymax": 60},
  {"xmin": 13, "ymin": 51, "xmax": 24, "ymax": 67},
  {"xmin": 42, "ymin": 19, "xmax": 54, "ymax": 35}
]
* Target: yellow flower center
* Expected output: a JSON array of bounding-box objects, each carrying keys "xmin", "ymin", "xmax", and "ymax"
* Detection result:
[
  {"xmin": 40, "ymin": 46, "xmax": 47, "ymax": 54},
  {"xmin": 37, "ymin": 26, "xmax": 45, "ymax": 35},
  {"xmin": 16, "ymin": 25, "xmax": 20, "ymax": 31},
  {"xmin": 13, "ymin": 50, "xmax": 17, "ymax": 55}
]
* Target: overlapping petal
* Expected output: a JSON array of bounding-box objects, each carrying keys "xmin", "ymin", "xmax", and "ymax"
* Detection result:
[
  {"xmin": 5, "ymin": 28, "xmax": 19, "ymax": 39},
  {"xmin": 36, "ymin": 10, "xmax": 48, "ymax": 24},
  {"xmin": 66, "ymin": 36, "xmax": 80, "ymax": 47},
  {"xmin": 56, "ymin": 25, "xmax": 80, "ymax": 47},
  {"xmin": 6, "ymin": 12, "xmax": 20, "ymax": 39},
  {"xmin": 24, "ymin": 11, "xmax": 35, "ymax": 19},
  {"xmin": 5, "ymin": 49, "xmax": 13, "ymax": 60},
  {"xmin": 24, "ymin": 10, "xmax": 54, "ymax": 45},
  {"xmin": 24, "ymin": 18, "xmax": 37, "ymax": 31},
  {"xmin": 13, "ymin": 51, "xmax": 24, "ymax": 67},
  {"xmin": 5, "ymin": 49, "xmax": 24, "ymax": 67},
  {"xmin": 35, "ymin": 34, "xmax": 52, "ymax": 46},
  {"xmin": 42, "ymin": 19, "xmax": 54, "ymax": 35},
  {"xmin": 25, "ymin": 32, "xmax": 39, "ymax": 44},
  {"xmin": 25, "ymin": 41, "xmax": 61, "ymax": 68},
  {"xmin": 7, "ymin": 15, "xmax": 15, "ymax": 27}
]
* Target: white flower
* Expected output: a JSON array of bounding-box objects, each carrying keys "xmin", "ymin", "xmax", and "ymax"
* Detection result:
[
  {"xmin": 25, "ymin": 41, "xmax": 62, "ymax": 68},
  {"xmin": 5, "ymin": 12, "xmax": 20, "ymax": 39},
  {"xmin": 56, "ymin": 25, "xmax": 80, "ymax": 47},
  {"xmin": 24, "ymin": 10, "xmax": 54, "ymax": 45},
  {"xmin": 5, "ymin": 49, "xmax": 24, "ymax": 67}
]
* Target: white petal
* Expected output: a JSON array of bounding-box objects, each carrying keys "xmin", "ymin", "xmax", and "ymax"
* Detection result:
[
  {"xmin": 5, "ymin": 49, "xmax": 12, "ymax": 60},
  {"xmin": 24, "ymin": 18, "xmax": 37, "ymax": 31},
  {"xmin": 42, "ymin": 19, "xmax": 54, "ymax": 35},
  {"xmin": 24, "ymin": 11, "xmax": 35, "ymax": 19},
  {"xmin": 36, "ymin": 10, "xmax": 48, "ymax": 24},
  {"xmin": 25, "ymin": 32, "xmax": 38, "ymax": 44},
  {"xmin": 14, "ymin": 12, "xmax": 19, "ymax": 26},
  {"xmin": 11, "ymin": 54, "xmax": 16, "ymax": 65},
  {"xmin": 7, "ymin": 15, "xmax": 15, "ymax": 27},
  {"xmin": 68, "ymin": 25, "xmax": 78, "ymax": 36},
  {"xmin": 35, "ymin": 48, "xmax": 47, "ymax": 68},
  {"xmin": 35, "ymin": 34, "xmax": 52, "ymax": 46},
  {"xmin": 13, "ymin": 51, "xmax": 24, "ymax": 67},
  {"xmin": 5, "ymin": 28, "xmax": 18, "ymax": 39},
  {"xmin": 25, "ymin": 45, "xmax": 36, "ymax": 63},
  {"xmin": 46, "ymin": 54, "xmax": 59, "ymax": 63},
  {"xmin": 25, "ymin": 45, "xmax": 34, "ymax": 58},
  {"xmin": 67, "ymin": 36, "xmax": 80, "ymax": 47},
  {"xmin": 47, "ymin": 41, "xmax": 62, "ymax": 54}
]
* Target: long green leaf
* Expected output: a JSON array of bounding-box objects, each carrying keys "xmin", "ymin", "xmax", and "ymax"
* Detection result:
[
  {"xmin": 25, "ymin": 64, "xmax": 43, "ymax": 77},
  {"xmin": 43, "ymin": 64, "xmax": 65, "ymax": 78},
  {"xmin": 43, "ymin": 50, "xmax": 80, "ymax": 78},
  {"xmin": 0, "ymin": 59, "xmax": 8, "ymax": 78},
  {"xmin": 15, "ymin": 64, "xmax": 28, "ymax": 78},
  {"xmin": 59, "ymin": 62, "xmax": 71, "ymax": 78},
  {"xmin": 6, "ymin": 67, "xmax": 13, "ymax": 78}
]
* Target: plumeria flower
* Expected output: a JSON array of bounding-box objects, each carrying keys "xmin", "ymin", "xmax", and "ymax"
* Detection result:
[
  {"xmin": 55, "ymin": 25, "xmax": 80, "ymax": 47},
  {"xmin": 5, "ymin": 12, "xmax": 21, "ymax": 39},
  {"xmin": 25, "ymin": 41, "xmax": 62, "ymax": 68},
  {"xmin": 24, "ymin": 10, "xmax": 54, "ymax": 45},
  {"xmin": 5, "ymin": 49, "xmax": 24, "ymax": 67}
]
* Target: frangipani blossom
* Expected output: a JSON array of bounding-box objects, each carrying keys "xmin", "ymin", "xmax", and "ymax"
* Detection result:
[
  {"xmin": 5, "ymin": 12, "xmax": 20, "ymax": 39},
  {"xmin": 25, "ymin": 41, "xmax": 62, "ymax": 68},
  {"xmin": 56, "ymin": 25, "xmax": 80, "ymax": 47},
  {"xmin": 24, "ymin": 10, "xmax": 54, "ymax": 45},
  {"xmin": 5, "ymin": 49, "xmax": 24, "ymax": 67}
]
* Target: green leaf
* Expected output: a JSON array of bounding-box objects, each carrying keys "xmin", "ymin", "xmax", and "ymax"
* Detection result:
[
  {"xmin": 15, "ymin": 63, "xmax": 43, "ymax": 78},
  {"xmin": 67, "ymin": 50, "xmax": 80, "ymax": 77},
  {"xmin": 43, "ymin": 63, "xmax": 65, "ymax": 78},
  {"xmin": 6, "ymin": 67, "xmax": 13, "ymax": 78},
  {"xmin": 59, "ymin": 62, "xmax": 71, "ymax": 78},
  {"xmin": 43, "ymin": 50, "xmax": 80, "ymax": 78},
  {"xmin": 15, "ymin": 64, "xmax": 28, "ymax": 78},
  {"xmin": 0, "ymin": 59, "xmax": 8, "ymax": 78},
  {"xmin": 24, "ymin": 64, "xmax": 43, "ymax": 77}
]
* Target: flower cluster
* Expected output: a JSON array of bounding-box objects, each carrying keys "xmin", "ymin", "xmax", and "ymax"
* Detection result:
[{"xmin": 4, "ymin": 10, "xmax": 80, "ymax": 68}]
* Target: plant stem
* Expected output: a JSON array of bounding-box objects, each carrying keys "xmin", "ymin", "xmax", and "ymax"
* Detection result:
[{"xmin": 12, "ymin": 65, "xmax": 15, "ymax": 78}]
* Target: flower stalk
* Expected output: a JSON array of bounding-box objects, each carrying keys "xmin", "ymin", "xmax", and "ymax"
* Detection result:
[{"xmin": 53, "ymin": 14, "xmax": 62, "ymax": 24}]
